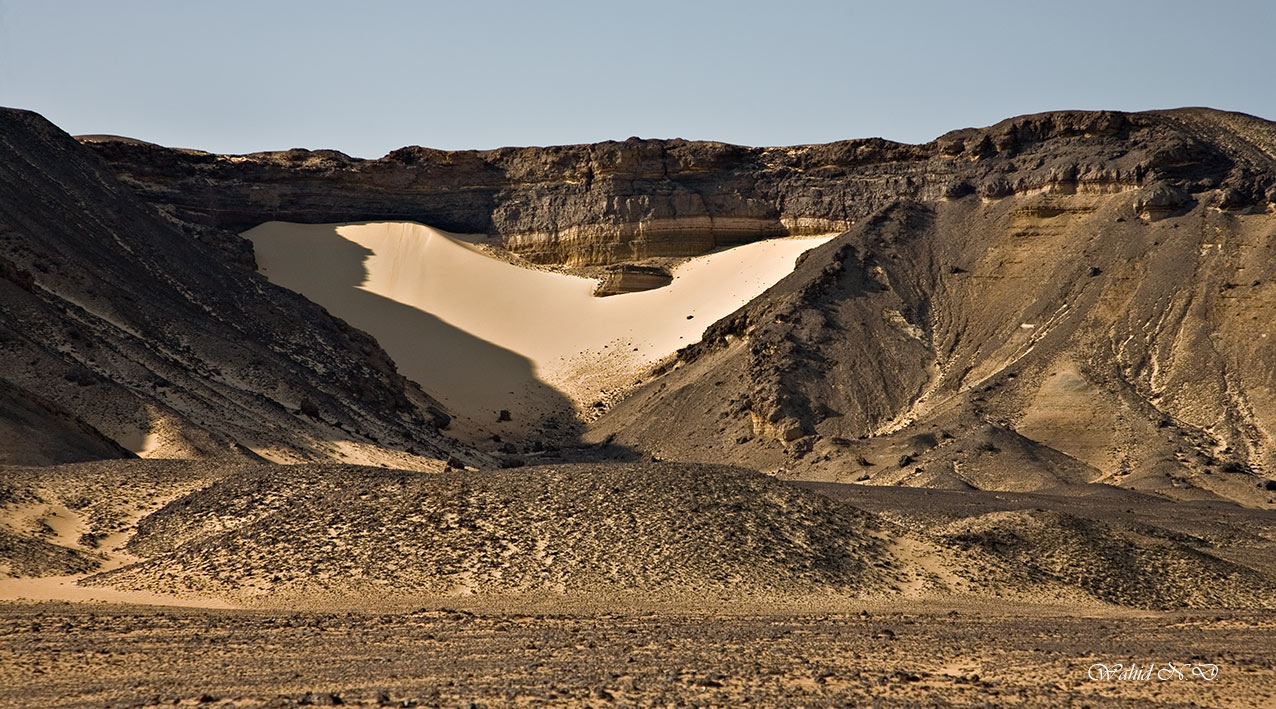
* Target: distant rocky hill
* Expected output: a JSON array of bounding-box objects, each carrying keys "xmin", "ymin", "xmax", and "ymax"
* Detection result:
[
  {"xmin": 0, "ymin": 108, "xmax": 477, "ymax": 468},
  {"xmin": 15, "ymin": 106, "xmax": 1276, "ymax": 508},
  {"xmin": 83, "ymin": 109, "xmax": 1276, "ymax": 267}
]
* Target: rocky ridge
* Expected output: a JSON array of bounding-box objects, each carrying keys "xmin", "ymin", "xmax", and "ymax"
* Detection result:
[{"xmin": 84, "ymin": 109, "xmax": 1276, "ymax": 267}]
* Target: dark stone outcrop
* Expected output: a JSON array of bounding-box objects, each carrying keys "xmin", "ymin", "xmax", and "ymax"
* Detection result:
[
  {"xmin": 1133, "ymin": 181, "xmax": 1193, "ymax": 219},
  {"xmin": 593, "ymin": 264, "xmax": 674, "ymax": 297}
]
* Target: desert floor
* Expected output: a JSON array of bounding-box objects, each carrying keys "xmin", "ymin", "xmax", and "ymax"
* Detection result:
[{"xmin": 2, "ymin": 601, "xmax": 1274, "ymax": 708}]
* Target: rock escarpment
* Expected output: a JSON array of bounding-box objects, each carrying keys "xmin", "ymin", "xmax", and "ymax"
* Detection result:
[
  {"xmin": 73, "ymin": 107, "xmax": 1276, "ymax": 502},
  {"xmin": 84, "ymin": 108, "xmax": 1276, "ymax": 267}
]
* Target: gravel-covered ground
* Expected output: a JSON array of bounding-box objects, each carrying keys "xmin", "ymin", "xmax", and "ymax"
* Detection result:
[{"xmin": 2, "ymin": 602, "xmax": 1275, "ymax": 708}]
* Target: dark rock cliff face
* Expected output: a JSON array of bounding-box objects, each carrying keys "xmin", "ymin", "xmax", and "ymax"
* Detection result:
[
  {"xmin": 0, "ymin": 108, "xmax": 475, "ymax": 467},
  {"xmin": 84, "ymin": 108, "xmax": 1276, "ymax": 267},
  {"xmin": 593, "ymin": 264, "xmax": 673, "ymax": 297}
]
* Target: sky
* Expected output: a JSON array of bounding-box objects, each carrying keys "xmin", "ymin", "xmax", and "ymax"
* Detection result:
[{"xmin": 2, "ymin": 0, "xmax": 1273, "ymax": 158}]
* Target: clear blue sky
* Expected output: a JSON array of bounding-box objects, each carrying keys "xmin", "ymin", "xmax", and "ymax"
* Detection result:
[{"xmin": 2, "ymin": 0, "xmax": 1273, "ymax": 158}]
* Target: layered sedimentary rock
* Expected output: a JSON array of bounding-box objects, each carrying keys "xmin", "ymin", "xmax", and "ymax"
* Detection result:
[
  {"xmin": 85, "ymin": 109, "xmax": 1276, "ymax": 267},
  {"xmin": 592, "ymin": 264, "xmax": 673, "ymax": 297}
]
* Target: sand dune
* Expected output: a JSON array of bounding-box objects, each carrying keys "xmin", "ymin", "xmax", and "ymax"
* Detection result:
[{"xmin": 245, "ymin": 221, "xmax": 833, "ymax": 437}]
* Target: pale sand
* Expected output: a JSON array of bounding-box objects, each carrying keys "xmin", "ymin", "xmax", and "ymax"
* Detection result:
[
  {"xmin": 0, "ymin": 575, "xmax": 232, "ymax": 608},
  {"xmin": 245, "ymin": 222, "xmax": 834, "ymax": 437},
  {"xmin": 0, "ymin": 502, "xmax": 231, "ymax": 608}
]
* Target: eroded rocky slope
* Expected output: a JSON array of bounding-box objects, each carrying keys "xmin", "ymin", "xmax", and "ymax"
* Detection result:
[
  {"xmin": 589, "ymin": 190, "xmax": 1276, "ymax": 506},
  {"xmin": 0, "ymin": 108, "xmax": 477, "ymax": 468}
]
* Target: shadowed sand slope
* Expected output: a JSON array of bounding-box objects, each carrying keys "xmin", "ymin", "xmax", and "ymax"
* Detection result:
[
  {"xmin": 0, "ymin": 379, "xmax": 134, "ymax": 466},
  {"xmin": 245, "ymin": 221, "xmax": 832, "ymax": 438}
]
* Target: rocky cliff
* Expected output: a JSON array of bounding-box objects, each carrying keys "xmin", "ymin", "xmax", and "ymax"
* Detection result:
[{"xmin": 83, "ymin": 109, "xmax": 1276, "ymax": 267}]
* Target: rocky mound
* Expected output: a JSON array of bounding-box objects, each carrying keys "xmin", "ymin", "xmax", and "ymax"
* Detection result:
[
  {"xmin": 86, "ymin": 463, "xmax": 897, "ymax": 600},
  {"xmin": 801, "ymin": 481, "xmax": 1276, "ymax": 610},
  {"xmin": 933, "ymin": 509, "xmax": 1276, "ymax": 609},
  {"xmin": 0, "ymin": 107, "xmax": 477, "ymax": 468},
  {"xmin": 0, "ymin": 528, "xmax": 103, "ymax": 577}
]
